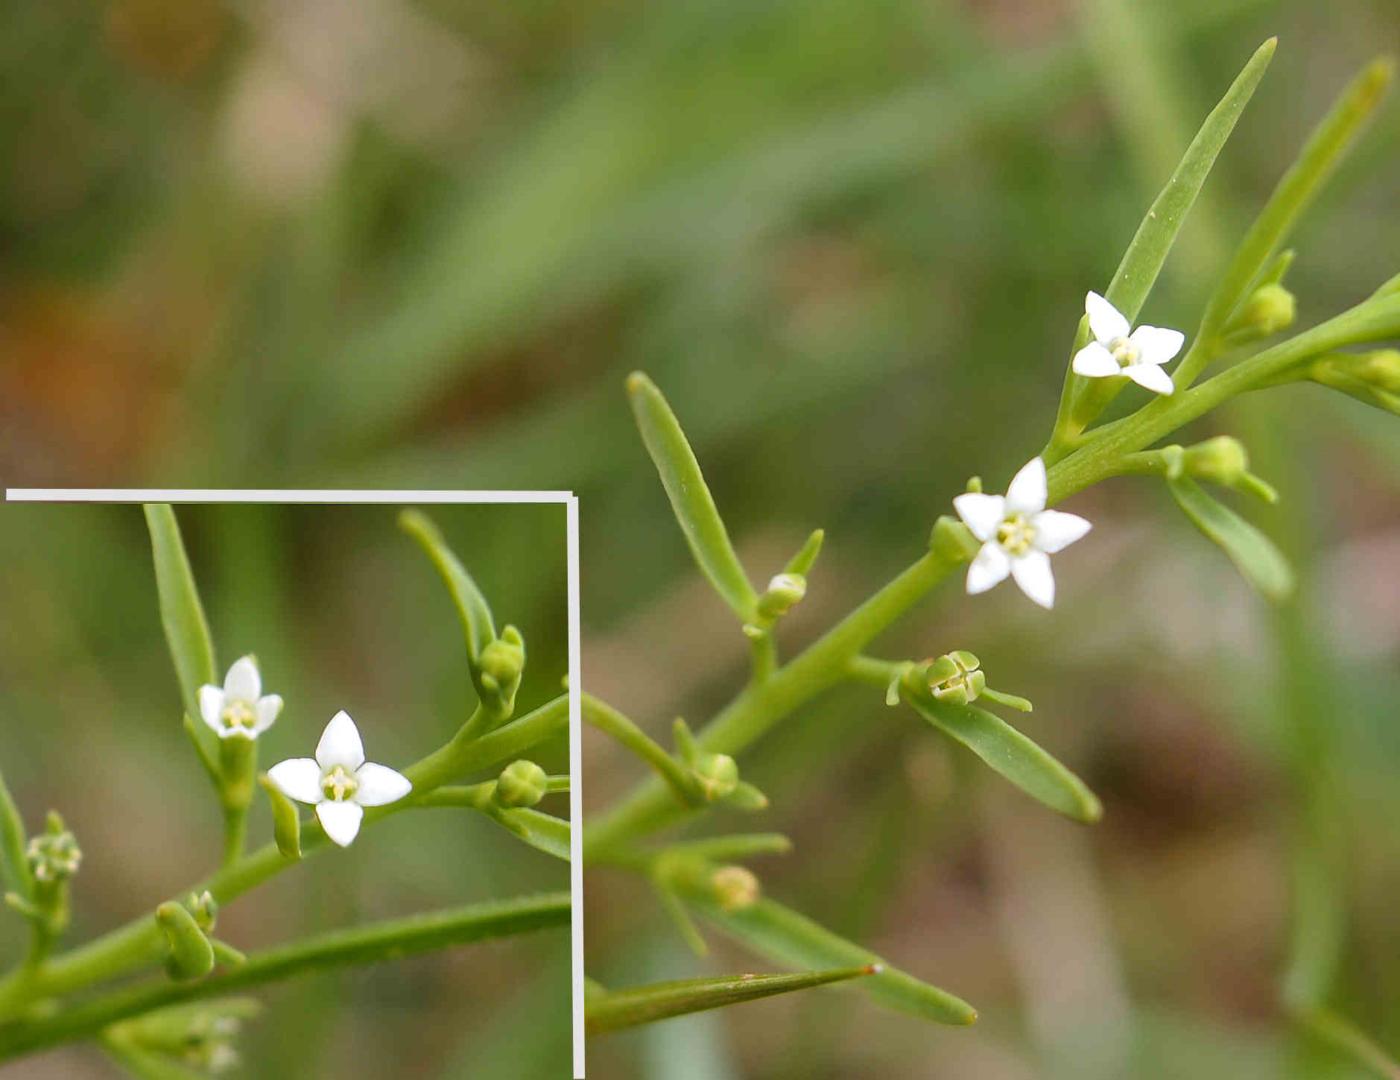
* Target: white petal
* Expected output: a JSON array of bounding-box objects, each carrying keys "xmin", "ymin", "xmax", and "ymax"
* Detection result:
[
  {"xmin": 1125, "ymin": 361, "xmax": 1174, "ymax": 396},
  {"xmin": 1004, "ymin": 457, "xmax": 1047, "ymax": 515},
  {"xmin": 1031, "ymin": 510, "xmax": 1092, "ymax": 554},
  {"xmin": 1071, "ymin": 341, "xmax": 1119, "ymax": 378},
  {"xmin": 253, "ymin": 695, "xmax": 283, "ymax": 736},
  {"xmin": 1085, "ymin": 291, "xmax": 1129, "ymax": 344},
  {"xmin": 316, "ymin": 800, "xmax": 364, "ymax": 847},
  {"xmin": 353, "ymin": 763, "xmax": 412, "ymax": 807},
  {"xmin": 1129, "ymin": 324, "xmax": 1185, "ymax": 366},
  {"xmin": 198, "ymin": 686, "xmax": 225, "ymax": 736},
  {"xmin": 223, "ymin": 656, "xmax": 261, "ymax": 704},
  {"xmin": 316, "ymin": 711, "xmax": 365, "ymax": 770},
  {"xmin": 966, "ymin": 542, "xmax": 1011, "ymax": 595},
  {"xmin": 952, "ymin": 493, "xmax": 1006, "ymax": 542},
  {"xmin": 267, "ymin": 758, "xmax": 323, "ymax": 804},
  {"xmin": 1011, "ymin": 550, "xmax": 1056, "ymax": 609}
]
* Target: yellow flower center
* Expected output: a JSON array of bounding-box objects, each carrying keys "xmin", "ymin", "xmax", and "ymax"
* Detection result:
[
  {"xmin": 221, "ymin": 701, "xmax": 257, "ymax": 731},
  {"xmin": 321, "ymin": 764, "xmax": 359, "ymax": 802},
  {"xmin": 1110, "ymin": 336, "xmax": 1140, "ymax": 368},
  {"xmin": 996, "ymin": 513, "xmax": 1037, "ymax": 557}
]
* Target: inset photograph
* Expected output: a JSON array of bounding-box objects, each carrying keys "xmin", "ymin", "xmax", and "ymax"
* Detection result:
[{"xmin": 0, "ymin": 496, "xmax": 574, "ymax": 1078}]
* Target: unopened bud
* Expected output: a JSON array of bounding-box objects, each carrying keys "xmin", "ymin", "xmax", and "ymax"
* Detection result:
[
  {"xmin": 494, "ymin": 760, "xmax": 548, "ymax": 808},
  {"xmin": 1354, "ymin": 349, "xmax": 1400, "ymax": 393},
  {"xmin": 756, "ymin": 573, "xmax": 806, "ymax": 622},
  {"xmin": 157, "ymin": 901, "xmax": 215, "ymax": 981},
  {"xmin": 711, "ymin": 865, "xmax": 761, "ymax": 912},
  {"xmin": 691, "ymin": 752, "xmax": 739, "ymax": 802},
  {"xmin": 1182, "ymin": 436, "xmax": 1249, "ymax": 486},
  {"xmin": 480, "ymin": 627, "xmax": 525, "ymax": 690},
  {"xmin": 1229, "ymin": 283, "xmax": 1296, "ymax": 339},
  {"xmin": 189, "ymin": 891, "xmax": 219, "ymax": 932}
]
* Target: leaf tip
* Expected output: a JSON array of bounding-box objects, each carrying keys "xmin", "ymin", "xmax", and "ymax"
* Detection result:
[{"xmin": 625, "ymin": 371, "xmax": 654, "ymax": 397}]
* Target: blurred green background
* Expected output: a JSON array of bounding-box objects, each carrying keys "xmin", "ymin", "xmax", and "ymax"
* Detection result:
[
  {"xmin": 0, "ymin": 504, "xmax": 570, "ymax": 1077},
  {"xmin": 1, "ymin": 0, "xmax": 1398, "ymax": 1076}
]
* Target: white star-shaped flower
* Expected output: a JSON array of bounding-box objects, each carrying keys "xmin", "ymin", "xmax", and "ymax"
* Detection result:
[
  {"xmin": 198, "ymin": 656, "xmax": 283, "ymax": 740},
  {"xmin": 1071, "ymin": 291, "xmax": 1184, "ymax": 396},
  {"xmin": 953, "ymin": 457, "xmax": 1091, "ymax": 609},
  {"xmin": 267, "ymin": 711, "xmax": 412, "ymax": 847}
]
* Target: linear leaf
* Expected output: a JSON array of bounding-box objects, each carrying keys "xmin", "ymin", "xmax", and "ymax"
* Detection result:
[
  {"xmin": 143, "ymin": 505, "xmax": 217, "ymax": 724},
  {"xmin": 908, "ymin": 696, "xmax": 1102, "ymax": 823},
  {"xmin": 0, "ymin": 769, "xmax": 32, "ymax": 900},
  {"xmin": 683, "ymin": 893, "xmax": 976, "ymax": 1026},
  {"xmin": 491, "ymin": 809, "xmax": 570, "ymax": 862},
  {"xmin": 627, "ymin": 372, "xmax": 758, "ymax": 620},
  {"xmin": 1202, "ymin": 57, "xmax": 1394, "ymax": 338},
  {"xmin": 399, "ymin": 509, "xmax": 497, "ymax": 664},
  {"xmin": 1168, "ymin": 475, "xmax": 1294, "ymax": 602},
  {"xmin": 587, "ymin": 966, "xmax": 874, "ymax": 1035}
]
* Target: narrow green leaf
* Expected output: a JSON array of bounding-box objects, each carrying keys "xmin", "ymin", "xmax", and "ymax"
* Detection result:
[
  {"xmin": 627, "ymin": 372, "xmax": 758, "ymax": 620},
  {"xmin": 1292, "ymin": 1005, "xmax": 1400, "ymax": 1080},
  {"xmin": 782, "ymin": 529, "xmax": 825, "ymax": 576},
  {"xmin": 1202, "ymin": 57, "xmax": 1394, "ymax": 339},
  {"xmin": 490, "ymin": 809, "xmax": 570, "ymax": 862},
  {"xmin": 399, "ymin": 510, "xmax": 497, "ymax": 660},
  {"xmin": 683, "ymin": 894, "xmax": 976, "ymax": 1026},
  {"xmin": 143, "ymin": 505, "xmax": 217, "ymax": 724},
  {"xmin": 1167, "ymin": 475, "xmax": 1295, "ymax": 602},
  {"xmin": 587, "ymin": 966, "xmax": 875, "ymax": 1035},
  {"xmin": 1106, "ymin": 38, "xmax": 1276, "ymax": 324},
  {"xmin": 661, "ymin": 833, "xmax": 792, "ymax": 863},
  {"xmin": 653, "ymin": 879, "xmax": 710, "ymax": 957},
  {"xmin": 908, "ymin": 696, "xmax": 1102, "ymax": 823},
  {"xmin": 1052, "ymin": 38, "xmax": 1275, "ymax": 439},
  {"xmin": 0, "ymin": 770, "xmax": 33, "ymax": 901},
  {"xmin": 582, "ymin": 694, "xmax": 696, "ymax": 805}
]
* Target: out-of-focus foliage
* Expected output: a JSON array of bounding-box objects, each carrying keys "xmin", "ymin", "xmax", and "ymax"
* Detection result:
[
  {"xmin": 0, "ymin": 504, "xmax": 569, "ymax": 1077},
  {"xmin": 1, "ymin": 0, "xmax": 1398, "ymax": 1076}
]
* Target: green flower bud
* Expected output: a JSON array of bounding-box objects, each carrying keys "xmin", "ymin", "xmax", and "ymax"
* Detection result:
[
  {"xmin": 26, "ymin": 815, "xmax": 81, "ymax": 884},
  {"xmin": 928, "ymin": 651, "xmax": 984, "ymax": 706},
  {"xmin": 494, "ymin": 760, "xmax": 549, "ymax": 809},
  {"xmin": 711, "ymin": 865, "xmax": 761, "ymax": 913},
  {"xmin": 1355, "ymin": 349, "xmax": 1400, "ymax": 393},
  {"xmin": 157, "ymin": 901, "xmax": 215, "ymax": 982},
  {"xmin": 1182, "ymin": 436, "xmax": 1249, "ymax": 486},
  {"xmin": 756, "ymin": 572, "xmax": 807, "ymax": 622},
  {"xmin": 691, "ymin": 752, "xmax": 739, "ymax": 802},
  {"xmin": 480, "ymin": 629, "xmax": 525, "ymax": 688},
  {"xmin": 258, "ymin": 773, "xmax": 302, "ymax": 860},
  {"xmin": 1231, "ymin": 282, "xmax": 1296, "ymax": 338},
  {"xmin": 189, "ymin": 891, "xmax": 219, "ymax": 933}
]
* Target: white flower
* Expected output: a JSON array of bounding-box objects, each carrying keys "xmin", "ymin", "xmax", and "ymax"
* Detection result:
[
  {"xmin": 267, "ymin": 711, "xmax": 411, "ymax": 847},
  {"xmin": 1071, "ymin": 291, "xmax": 1184, "ymax": 396},
  {"xmin": 198, "ymin": 657, "xmax": 282, "ymax": 740},
  {"xmin": 953, "ymin": 458, "xmax": 1091, "ymax": 609}
]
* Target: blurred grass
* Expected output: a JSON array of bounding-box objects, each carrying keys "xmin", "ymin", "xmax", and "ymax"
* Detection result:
[{"xmin": 1, "ymin": 0, "xmax": 1399, "ymax": 1076}]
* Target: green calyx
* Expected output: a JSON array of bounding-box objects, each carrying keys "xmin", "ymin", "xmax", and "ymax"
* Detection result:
[
  {"xmin": 26, "ymin": 814, "xmax": 81, "ymax": 885},
  {"xmin": 690, "ymin": 753, "xmax": 740, "ymax": 802},
  {"xmin": 926, "ymin": 651, "xmax": 985, "ymax": 706},
  {"xmin": 710, "ymin": 865, "xmax": 761, "ymax": 913},
  {"xmin": 1226, "ymin": 282, "xmax": 1297, "ymax": 342},
  {"xmin": 478, "ymin": 626, "xmax": 526, "ymax": 717}
]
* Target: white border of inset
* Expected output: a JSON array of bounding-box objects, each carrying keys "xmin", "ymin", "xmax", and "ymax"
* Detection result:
[{"xmin": 5, "ymin": 487, "xmax": 587, "ymax": 1078}]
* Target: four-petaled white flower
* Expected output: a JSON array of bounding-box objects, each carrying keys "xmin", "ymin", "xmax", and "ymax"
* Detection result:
[
  {"xmin": 267, "ymin": 711, "xmax": 411, "ymax": 847},
  {"xmin": 953, "ymin": 457, "xmax": 1091, "ymax": 609},
  {"xmin": 1071, "ymin": 291, "xmax": 1184, "ymax": 396},
  {"xmin": 199, "ymin": 657, "xmax": 283, "ymax": 741}
]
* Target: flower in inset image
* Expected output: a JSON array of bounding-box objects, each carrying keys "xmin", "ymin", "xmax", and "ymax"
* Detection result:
[
  {"xmin": 1071, "ymin": 291, "xmax": 1184, "ymax": 396},
  {"xmin": 953, "ymin": 457, "xmax": 1091, "ymax": 609},
  {"xmin": 267, "ymin": 711, "xmax": 412, "ymax": 847},
  {"xmin": 198, "ymin": 656, "xmax": 283, "ymax": 740}
]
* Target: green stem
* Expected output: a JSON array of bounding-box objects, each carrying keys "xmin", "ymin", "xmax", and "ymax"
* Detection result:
[
  {"xmin": 219, "ymin": 809, "xmax": 246, "ymax": 871},
  {"xmin": 584, "ymin": 547, "xmax": 964, "ymax": 858},
  {"xmin": 582, "ymin": 694, "xmax": 696, "ymax": 805},
  {"xmin": 0, "ymin": 894, "xmax": 569, "ymax": 1062}
]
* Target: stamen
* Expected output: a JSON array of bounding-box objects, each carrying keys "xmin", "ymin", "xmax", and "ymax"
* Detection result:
[{"xmin": 321, "ymin": 765, "xmax": 359, "ymax": 802}]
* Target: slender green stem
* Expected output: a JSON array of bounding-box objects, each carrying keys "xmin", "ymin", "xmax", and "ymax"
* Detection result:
[
  {"xmin": 0, "ymin": 894, "xmax": 570, "ymax": 1062},
  {"xmin": 582, "ymin": 694, "xmax": 695, "ymax": 805},
  {"xmin": 219, "ymin": 810, "xmax": 246, "ymax": 871},
  {"xmin": 584, "ymin": 547, "xmax": 965, "ymax": 858}
]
